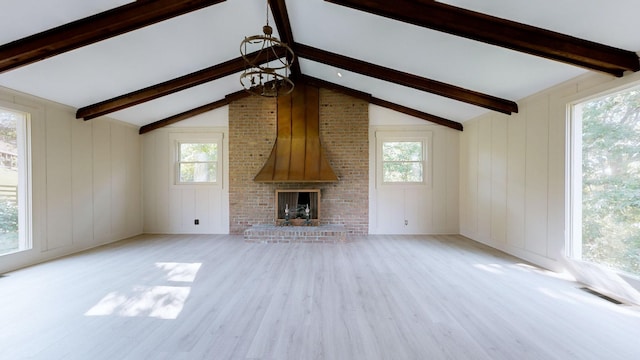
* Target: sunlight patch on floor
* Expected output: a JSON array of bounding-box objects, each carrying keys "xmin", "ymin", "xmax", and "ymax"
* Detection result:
[
  {"xmin": 156, "ymin": 262, "xmax": 202, "ymax": 282},
  {"xmin": 513, "ymin": 263, "xmax": 575, "ymax": 281},
  {"xmin": 536, "ymin": 287, "xmax": 579, "ymax": 305},
  {"xmin": 85, "ymin": 262, "xmax": 202, "ymax": 319},
  {"xmin": 85, "ymin": 285, "xmax": 191, "ymax": 319},
  {"xmin": 472, "ymin": 263, "xmax": 505, "ymax": 275}
]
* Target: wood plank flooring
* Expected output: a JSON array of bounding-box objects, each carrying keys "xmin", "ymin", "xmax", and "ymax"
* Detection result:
[{"xmin": 1, "ymin": 234, "xmax": 639, "ymax": 359}]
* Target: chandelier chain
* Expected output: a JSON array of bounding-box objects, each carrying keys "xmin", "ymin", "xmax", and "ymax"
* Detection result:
[{"xmin": 266, "ymin": 0, "xmax": 270, "ymax": 27}]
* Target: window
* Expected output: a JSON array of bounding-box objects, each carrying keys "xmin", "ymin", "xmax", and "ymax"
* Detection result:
[
  {"xmin": 171, "ymin": 133, "xmax": 223, "ymax": 186},
  {"xmin": 382, "ymin": 141, "xmax": 424, "ymax": 183},
  {"xmin": 569, "ymin": 85, "xmax": 640, "ymax": 277},
  {"xmin": 0, "ymin": 105, "xmax": 31, "ymax": 256},
  {"xmin": 178, "ymin": 142, "xmax": 218, "ymax": 184},
  {"xmin": 376, "ymin": 131, "xmax": 431, "ymax": 185}
]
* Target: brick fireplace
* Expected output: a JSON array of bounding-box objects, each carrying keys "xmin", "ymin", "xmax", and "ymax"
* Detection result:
[{"xmin": 229, "ymin": 88, "xmax": 369, "ymax": 235}]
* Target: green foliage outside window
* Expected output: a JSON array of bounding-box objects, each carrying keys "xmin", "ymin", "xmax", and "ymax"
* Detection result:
[
  {"xmin": 0, "ymin": 109, "xmax": 18, "ymax": 254},
  {"xmin": 178, "ymin": 143, "xmax": 218, "ymax": 183},
  {"xmin": 0, "ymin": 199, "xmax": 18, "ymax": 254},
  {"xmin": 382, "ymin": 141, "xmax": 423, "ymax": 182},
  {"xmin": 581, "ymin": 88, "xmax": 640, "ymax": 276},
  {"xmin": 0, "ymin": 199, "xmax": 18, "ymax": 233}
]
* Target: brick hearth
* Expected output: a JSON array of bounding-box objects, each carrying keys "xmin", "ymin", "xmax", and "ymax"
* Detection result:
[{"xmin": 244, "ymin": 225, "xmax": 348, "ymax": 243}]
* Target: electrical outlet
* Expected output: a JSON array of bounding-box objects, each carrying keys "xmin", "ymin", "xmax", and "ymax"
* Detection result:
[
  {"xmin": 194, "ymin": 219, "xmax": 199, "ymax": 225},
  {"xmin": 404, "ymin": 220, "xmax": 408, "ymax": 226}
]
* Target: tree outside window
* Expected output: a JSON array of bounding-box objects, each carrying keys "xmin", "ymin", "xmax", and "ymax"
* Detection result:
[
  {"xmin": 382, "ymin": 141, "xmax": 424, "ymax": 183},
  {"xmin": 576, "ymin": 86, "xmax": 640, "ymax": 276},
  {"xmin": 178, "ymin": 143, "xmax": 218, "ymax": 184},
  {"xmin": 0, "ymin": 106, "xmax": 30, "ymax": 256}
]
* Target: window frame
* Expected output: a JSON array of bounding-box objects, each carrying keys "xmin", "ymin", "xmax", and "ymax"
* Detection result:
[
  {"xmin": 567, "ymin": 82, "xmax": 640, "ymax": 276},
  {"xmin": 169, "ymin": 132, "xmax": 223, "ymax": 187},
  {"xmin": 375, "ymin": 130, "xmax": 432, "ymax": 187},
  {"xmin": 0, "ymin": 104, "xmax": 32, "ymax": 256}
]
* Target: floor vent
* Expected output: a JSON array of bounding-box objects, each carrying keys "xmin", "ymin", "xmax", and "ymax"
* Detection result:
[{"xmin": 580, "ymin": 287, "xmax": 624, "ymax": 305}]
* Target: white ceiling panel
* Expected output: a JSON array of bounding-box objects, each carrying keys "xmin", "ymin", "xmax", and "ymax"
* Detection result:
[
  {"xmin": 0, "ymin": 0, "xmax": 133, "ymax": 44},
  {"xmin": 110, "ymin": 73, "xmax": 241, "ymax": 127},
  {"xmin": 0, "ymin": 0, "xmax": 267, "ymax": 107},
  {"xmin": 0, "ymin": 0, "xmax": 638, "ymax": 129},
  {"xmin": 300, "ymin": 59, "xmax": 486, "ymax": 122},
  {"xmin": 288, "ymin": 0, "xmax": 587, "ymax": 101},
  {"xmin": 439, "ymin": 0, "xmax": 640, "ymax": 51}
]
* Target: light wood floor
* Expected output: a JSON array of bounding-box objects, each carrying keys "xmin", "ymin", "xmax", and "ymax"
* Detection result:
[{"xmin": 1, "ymin": 234, "xmax": 639, "ymax": 360}]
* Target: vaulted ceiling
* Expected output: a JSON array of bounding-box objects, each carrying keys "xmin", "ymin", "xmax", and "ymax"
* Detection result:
[{"xmin": 1, "ymin": 0, "xmax": 639, "ymax": 133}]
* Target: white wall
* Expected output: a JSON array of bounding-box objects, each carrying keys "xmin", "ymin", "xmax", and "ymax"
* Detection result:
[
  {"xmin": 141, "ymin": 108, "xmax": 229, "ymax": 234},
  {"xmin": 459, "ymin": 71, "xmax": 640, "ymax": 272},
  {"xmin": 369, "ymin": 105, "xmax": 459, "ymax": 234},
  {"xmin": 0, "ymin": 86, "xmax": 142, "ymax": 273}
]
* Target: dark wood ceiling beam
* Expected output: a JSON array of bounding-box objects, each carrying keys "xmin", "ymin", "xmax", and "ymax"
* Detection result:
[
  {"xmin": 300, "ymin": 75, "xmax": 462, "ymax": 131},
  {"xmin": 0, "ymin": 0, "xmax": 226, "ymax": 74},
  {"xmin": 300, "ymin": 75, "xmax": 372, "ymax": 102},
  {"xmin": 140, "ymin": 76, "xmax": 462, "ymax": 133},
  {"xmin": 369, "ymin": 97, "xmax": 463, "ymax": 131},
  {"xmin": 325, "ymin": 0, "xmax": 640, "ymax": 77},
  {"xmin": 225, "ymin": 89, "xmax": 253, "ymax": 103},
  {"xmin": 77, "ymin": 47, "xmax": 285, "ymax": 120},
  {"xmin": 269, "ymin": 0, "xmax": 301, "ymax": 77},
  {"xmin": 139, "ymin": 90, "xmax": 250, "ymax": 134},
  {"xmin": 139, "ymin": 99, "xmax": 227, "ymax": 135},
  {"xmin": 295, "ymin": 43, "xmax": 518, "ymax": 114}
]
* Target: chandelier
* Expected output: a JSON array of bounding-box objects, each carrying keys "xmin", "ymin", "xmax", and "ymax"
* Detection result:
[{"xmin": 240, "ymin": 0, "xmax": 295, "ymax": 97}]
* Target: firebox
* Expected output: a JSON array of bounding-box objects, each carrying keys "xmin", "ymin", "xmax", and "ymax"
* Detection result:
[{"xmin": 275, "ymin": 189, "xmax": 320, "ymax": 226}]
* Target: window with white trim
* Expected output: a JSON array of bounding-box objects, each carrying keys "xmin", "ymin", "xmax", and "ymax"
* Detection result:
[
  {"xmin": 569, "ymin": 84, "xmax": 640, "ymax": 277},
  {"xmin": 0, "ymin": 105, "xmax": 32, "ymax": 256},
  {"xmin": 376, "ymin": 131, "xmax": 431, "ymax": 186}
]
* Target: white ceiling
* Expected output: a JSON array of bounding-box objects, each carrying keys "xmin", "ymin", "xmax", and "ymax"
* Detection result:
[{"xmin": 1, "ymin": 0, "xmax": 639, "ymax": 128}]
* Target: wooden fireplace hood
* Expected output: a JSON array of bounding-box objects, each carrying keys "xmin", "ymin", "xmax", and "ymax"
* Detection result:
[{"xmin": 254, "ymin": 84, "xmax": 338, "ymax": 183}]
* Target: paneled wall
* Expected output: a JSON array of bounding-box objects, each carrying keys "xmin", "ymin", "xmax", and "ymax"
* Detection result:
[
  {"xmin": 0, "ymin": 86, "xmax": 142, "ymax": 273},
  {"xmin": 141, "ymin": 109, "xmax": 229, "ymax": 234},
  {"xmin": 369, "ymin": 105, "xmax": 459, "ymax": 234},
  {"xmin": 459, "ymin": 71, "xmax": 640, "ymax": 271}
]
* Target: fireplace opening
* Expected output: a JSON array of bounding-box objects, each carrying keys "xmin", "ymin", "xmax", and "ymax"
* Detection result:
[{"xmin": 276, "ymin": 189, "xmax": 320, "ymax": 226}]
